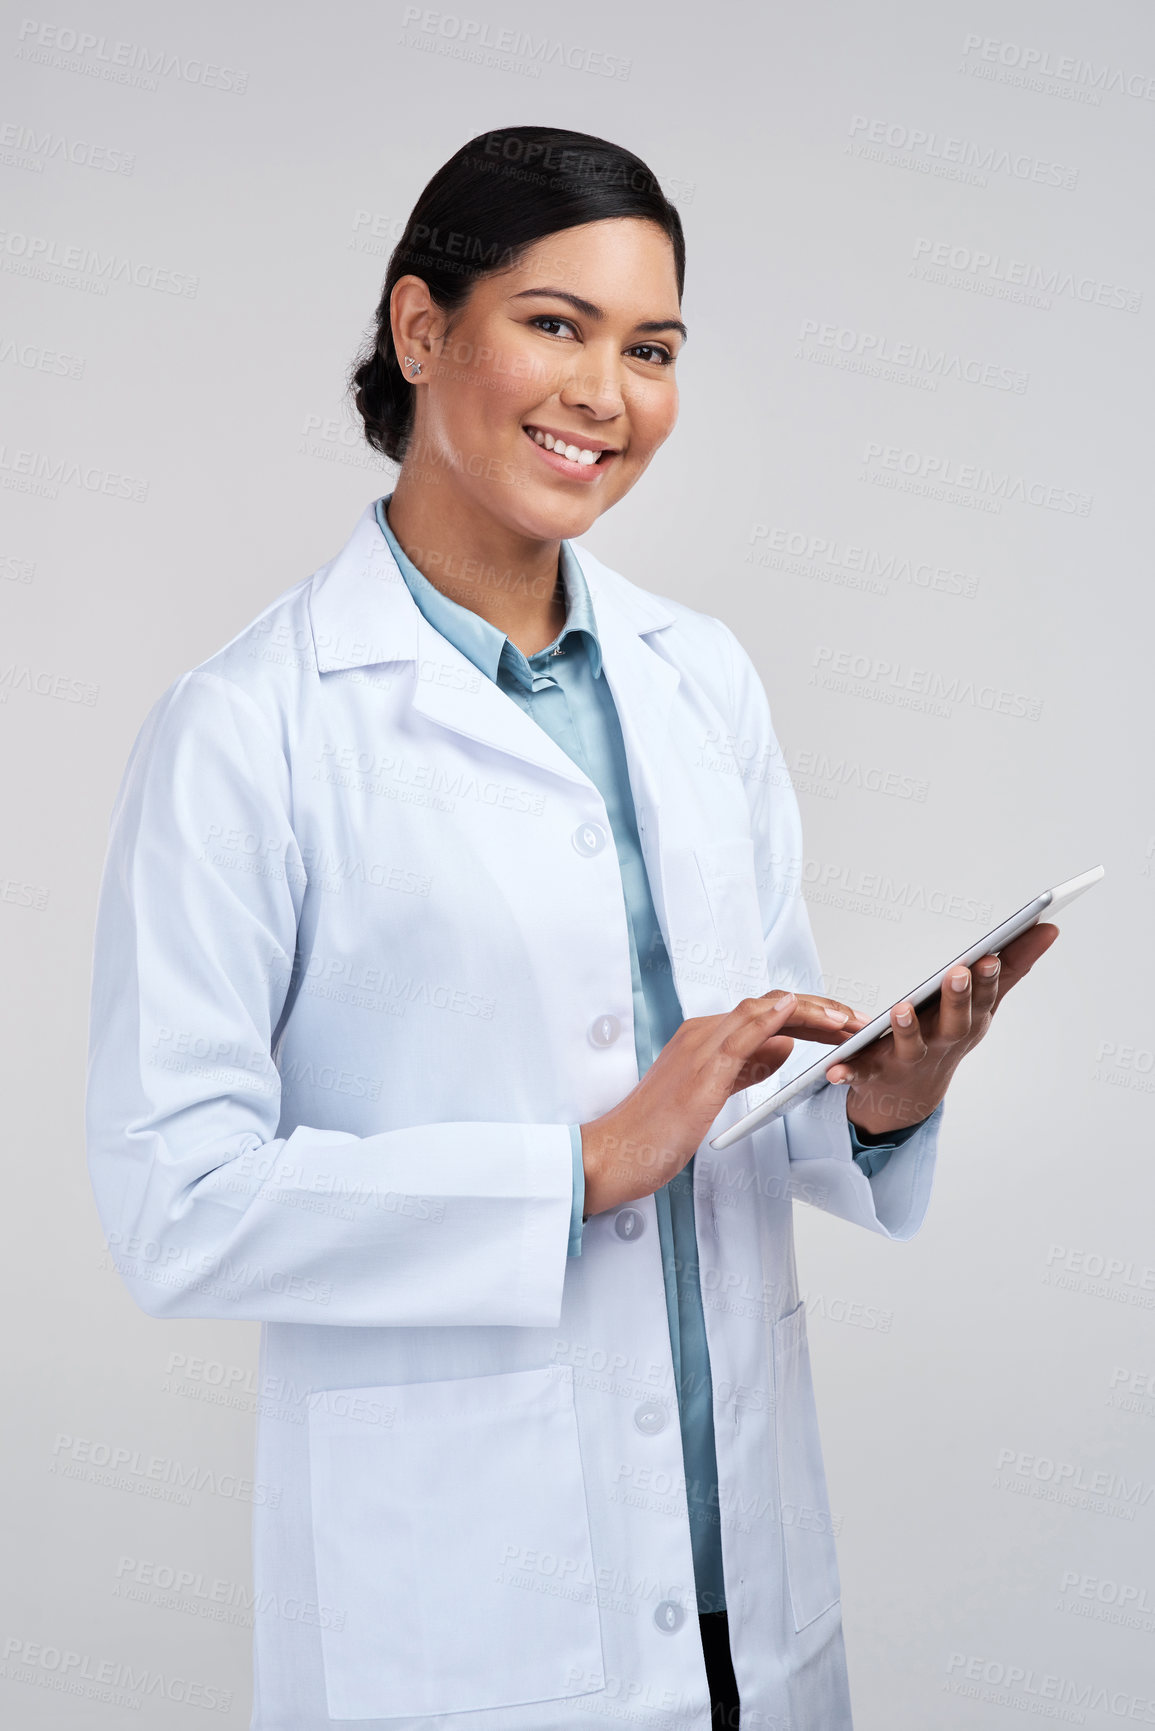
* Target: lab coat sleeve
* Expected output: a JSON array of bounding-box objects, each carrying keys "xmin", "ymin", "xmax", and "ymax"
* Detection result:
[
  {"xmin": 716, "ymin": 621, "xmax": 942, "ymax": 1242},
  {"xmin": 86, "ymin": 671, "xmax": 573, "ymax": 1327},
  {"xmin": 567, "ymin": 1125, "xmax": 587, "ymax": 1256}
]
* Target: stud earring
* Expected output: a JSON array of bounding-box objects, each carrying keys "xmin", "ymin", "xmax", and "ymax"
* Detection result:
[{"xmin": 403, "ymin": 355, "xmax": 422, "ymax": 377}]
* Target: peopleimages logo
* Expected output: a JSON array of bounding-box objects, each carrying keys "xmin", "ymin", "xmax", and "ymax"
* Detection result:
[
  {"xmin": 960, "ymin": 34, "xmax": 1155, "ymax": 102},
  {"xmin": 911, "ymin": 237, "xmax": 1142, "ymax": 314},
  {"xmin": 995, "ymin": 1447, "xmax": 1155, "ymax": 1508},
  {"xmin": 811, "ymin": 644, "xmax": 1043, "ymax": 723},
  {"xmin": 14, "ymin": 19, "xmax": 249, "ymax": 93},
  {"xmin": 0, "ymin": 334, "xmax": 84, "ymax": 378},
  {"xmin": 1058, "ymin": 1568, "xmax": 1155, "ymax": 1615},
  {"xmin": 0, "ymin": 120, "xmax": 135, "ymax": 174},
  {"xmin": 944, "ymin": 1651, "xmax": 1155, "ymax": 1721},
  {"xmin": 0, "ymin": 444, "xmax": 148, "ymax": 502},
  {"xmin": 1, "ymin": 1636, "xmax": 233, "ymax": 1713},
  {"xmin": 765, "ymin": 849, "xmax": 994, "ymax": 923},
  {"xmin": 797, "ymin": 318, "xmax": 1028, "ymax": 393},
  {"xmin": 0, "ymin": 228, "xmax": 198, "ymax": 297},
  {"xmin": 860, "ymin": 441, "xmax": 1092, "ymax": 516},
  {"xmin": 399, "ymin": 7, "xmax": 632, "ymax": 80},
  {"xmin": 846, "ymin": 114, "xmax": 1078, "ymax": 189},
  {"xmin": 747, "ymin": 525, "xmax": 979, "ymax": 600}
]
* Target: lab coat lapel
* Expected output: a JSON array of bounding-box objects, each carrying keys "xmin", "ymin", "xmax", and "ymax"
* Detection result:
[
  {"xmin": 410, "ymin": 545, "xmax": 682, "ymax": 805},
  {"xmin": 311, "ymin": 503, "xmax": 685, "ymax": 804},
  {"xmin": 410, "ymin": 611, "xmax": 595, "ymax": 787},
  {"xmin": 574, "ymin": 548, "xmax": 685, "ymax": 980},
  {"xmin": 310, "ymin": 501, "xmax": 590, "ymax": 788},
  {"xmin": 585, "ymin": 578, "xmax": 679, "ymax": 824}
]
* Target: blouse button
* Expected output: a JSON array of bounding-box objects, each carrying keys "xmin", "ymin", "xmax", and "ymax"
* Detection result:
[{"xmin": 571, "ymin": 822, "xmax": 608, "ymax": 856}]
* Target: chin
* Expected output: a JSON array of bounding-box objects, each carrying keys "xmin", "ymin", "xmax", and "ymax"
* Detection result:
[{"xmin": 505, "ymin": 487, "xmax": 609, "ymax": 544}]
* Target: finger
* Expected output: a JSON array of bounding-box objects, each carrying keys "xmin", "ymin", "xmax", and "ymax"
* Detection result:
[
  {"xmin": 735, "ymin": 1035, "xmax": 796, "ymax": 1090},
  {"xmin": 777, "ymin": 1014, "xmax": 863, "ymax": 1047},
  {"xmin": 992, "ymin": 923, "xmax": 1060, "ymax": 1003},
  {"xmin": 716, "ymin": 993, "xmax": 799, "ymax": 1064},
  {"xmin": 715, "ymin": 991, "xmax": 872, "ymax": 1089},
  {"xmin": 824, "ymin": 1057, "xmax": 859, "ymax": 1085},
  {"xmin": 773, "ymin": 1000, "xmax": 872, "ymax": 1043},
  {"xmin": 937, "ymin": 967, "xmax": 972, "ymax": 1042},
  {"xmin": 769, "ymin": 991, "xmax": 868, "ymax": 1031},
  {"xmin": 825, "ymin": 998, "xmax": 925, "ymax": 1085},
  {"xmin": 889, "ymin": 998, "xmax": 929, "ymax": 1062},
  {"xmin": 971, "ymin": 953, "xmax": 1000, "ymax": 1016}
]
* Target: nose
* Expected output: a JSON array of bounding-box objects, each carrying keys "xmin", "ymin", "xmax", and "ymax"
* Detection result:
[{"xmin": 557, "ymin": 347, "xmax": 625, "ymax": 421}]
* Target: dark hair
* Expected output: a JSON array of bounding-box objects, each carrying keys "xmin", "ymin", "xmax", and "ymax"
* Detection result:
[{"xmin": 348, "ymin": 126, "xmax": 686, "ymax": 464}]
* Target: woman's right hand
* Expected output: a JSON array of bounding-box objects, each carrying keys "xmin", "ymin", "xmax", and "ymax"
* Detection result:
[{"xmin": 579, "ymin": 990, "xmax": 868, "ymax": 1219}]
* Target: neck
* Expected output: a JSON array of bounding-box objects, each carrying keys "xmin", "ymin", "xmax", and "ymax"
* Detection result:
[{"xmin": 387, "ymin": 470, "xmax": 566, "ymax": 656}]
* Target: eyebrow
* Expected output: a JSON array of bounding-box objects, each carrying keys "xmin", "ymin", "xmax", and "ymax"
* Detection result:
[{"xmin": 509, "ymin": 286, "xmax": 688, "ymax": 343}]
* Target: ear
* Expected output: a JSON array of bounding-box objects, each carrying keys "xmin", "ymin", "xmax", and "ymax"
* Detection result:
[{"xmin": 389, "ymin": 275, "xmax": 441, "ymax": 377}]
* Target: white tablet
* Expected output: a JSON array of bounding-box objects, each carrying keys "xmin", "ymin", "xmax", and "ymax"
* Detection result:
[{"xmin": 708, "ymin": 864, "xmax": 1105, "ymax": 1150}]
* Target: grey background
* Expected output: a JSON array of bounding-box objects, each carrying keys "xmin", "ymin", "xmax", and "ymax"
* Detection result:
[{"xmin": 2, "ymin": 0, "xmax": 1152, "ymax": 1723}]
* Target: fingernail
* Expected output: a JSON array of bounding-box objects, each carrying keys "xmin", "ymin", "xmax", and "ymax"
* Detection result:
[
  {"xmin": 949, "ymin": 970, "xmax": 969, "ymax": 992},
  {"xmin": 895, "ymin": 1005, "xmax": 914, "ymax": 1027},
  {"xmin": 825, "ymin": 1007, "xmax": 849, "ymax": 1024},
  {"xmin": 979, "ymin": 958, "xmax": 1000, "ymax": 977}
]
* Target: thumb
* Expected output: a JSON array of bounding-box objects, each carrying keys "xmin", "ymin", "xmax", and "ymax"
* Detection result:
[{"xmin": 735, "ymin": 1035, "xmax": 795, "ymax": 1091}]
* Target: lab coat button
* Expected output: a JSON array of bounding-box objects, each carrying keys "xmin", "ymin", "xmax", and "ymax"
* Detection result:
[
  {"xmin": 654, "ymin": 1600, "xmax": 686, "ymax": 1633},
  {"xmin": 571, "ymin": 822, "xmax": 608, "ymax": 856},
  {"xmin": 589, "ymin": 1014, "xmax": 621, "ymax": 1048},
  {"xmin": 614, "ymin": 1208, "xmax": 645, "ymax": 1241},
  {"xmin": 634, "ymin": 1402, "xmax": 668, "ymax": 1435}
]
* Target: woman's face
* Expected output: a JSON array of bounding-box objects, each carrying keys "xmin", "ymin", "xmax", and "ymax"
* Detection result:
[{"xmin": 392, "ymin": 217, "xmax": 685, "ymax": 543}]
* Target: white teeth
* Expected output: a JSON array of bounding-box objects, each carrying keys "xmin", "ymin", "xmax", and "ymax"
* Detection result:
[{"xmin": 527, "ymin": 427, "xmax": 606, "ymax": 466}]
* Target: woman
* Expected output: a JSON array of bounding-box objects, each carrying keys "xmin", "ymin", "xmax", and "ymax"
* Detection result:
[{"xmin": 87, "ymin": 126, "xmax": 1055, "ymax": 1731}]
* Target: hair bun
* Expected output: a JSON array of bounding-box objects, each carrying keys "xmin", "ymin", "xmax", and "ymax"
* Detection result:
[{"xmin": 351, "ymin": 343, "xmax": 408, "ymax": 463}]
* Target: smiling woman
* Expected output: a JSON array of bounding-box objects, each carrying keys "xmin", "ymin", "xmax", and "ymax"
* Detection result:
[
  {"xmin": 87, "ymin": 123, "xmax": 1054, "ymax": 1731},
  {"xmin": 347, "ymin": 128, "xmax": 689, "ymax": 649}
]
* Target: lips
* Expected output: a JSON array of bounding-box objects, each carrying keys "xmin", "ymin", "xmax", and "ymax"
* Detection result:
[{"xmin": 522, "ymin": 424, "xmax": 619, "ymax": 467}]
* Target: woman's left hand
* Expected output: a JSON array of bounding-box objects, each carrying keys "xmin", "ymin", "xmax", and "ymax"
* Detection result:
[{"xmin": 825, "ymin": 922, "xmax": 1060, "ymax": 1137}]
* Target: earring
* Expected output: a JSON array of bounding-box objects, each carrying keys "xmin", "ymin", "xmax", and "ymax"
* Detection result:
[{"xmin": 403, "ymin": 355, "xmax": 423, "ymax": 377}]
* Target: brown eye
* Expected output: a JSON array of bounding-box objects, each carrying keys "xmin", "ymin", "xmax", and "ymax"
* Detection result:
[
  {"xmin": 628, "ymin": 344, "xmax": 674, "ymax": 366},
  {"xmin": 529, "ymin": 316, "xmax": 578, "ymax": 339}
]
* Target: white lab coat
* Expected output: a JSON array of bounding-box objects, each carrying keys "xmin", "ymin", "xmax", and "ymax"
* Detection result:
[{"xmin": 87, "ymin": 499, "xmax": 941, "ymax": 1730}]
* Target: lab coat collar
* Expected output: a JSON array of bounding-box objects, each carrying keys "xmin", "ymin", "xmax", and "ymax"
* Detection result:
[
  {"xmin": 372, "ymin": 493, "xmax": 604, "ymax": 685},
  {"xmin": 308, "ymin": 499, "xmax": 680, "ymax": 807}
]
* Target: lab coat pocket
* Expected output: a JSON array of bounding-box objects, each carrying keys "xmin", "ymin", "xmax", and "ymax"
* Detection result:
[
  {"xmin": 307, "ymin": 1364, "xmax": 605, "ymax": 1720},
  {"xmin": 694, "ymin": 839, "xmax": 770, "ymax": 999},
  {"xmin": 772, "ymin": 1301, "xmax": 841, "ymax": 1632}
]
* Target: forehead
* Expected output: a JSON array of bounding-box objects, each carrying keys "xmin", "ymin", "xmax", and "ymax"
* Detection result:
[{"xmin": 484, "ymin": 218, "xmax": 680, "ymax": 306}]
